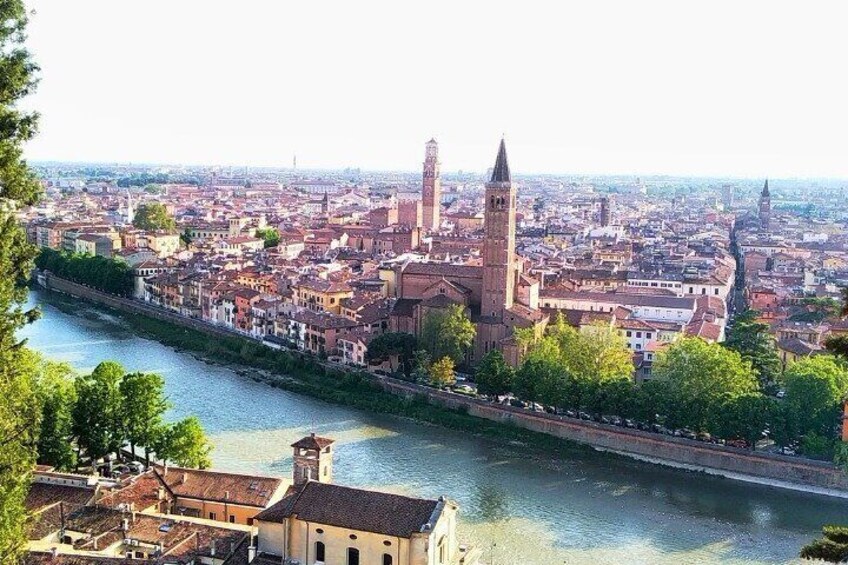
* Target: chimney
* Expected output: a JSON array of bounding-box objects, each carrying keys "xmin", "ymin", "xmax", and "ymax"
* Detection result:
[
  {"xmin": 121, "ymin": 518, "xmax": 129, "ymax": 533},
  {"xmin": 50, "ymin": 547, "xmax": 58, "ymax": 560},
  {"xmin": 163, "ymin": 464, "xmax": 168, "ymax": 476},
  {"xmin": 247, "ymin": 545, "xmax": 256, "ymax": 563},
  {"xmin": 210, "ymin": 540, "xmax": 216, "ymax": 557},
  {"xmin": 181, "ymin": 472, "xmax": 187, "ymax": 485},
  {"xmin": 158, "ymin": 487, "xmax": 165, "ymax": 500}
]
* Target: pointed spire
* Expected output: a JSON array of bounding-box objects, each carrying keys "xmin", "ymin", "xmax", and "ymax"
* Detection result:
[
  {"xmin": 489, "ymin": 138, "xmax": 511, "ymax": 183},
  {"xmin": 762, "ymin": 178, "xmax": 770, "ymax": 197}
]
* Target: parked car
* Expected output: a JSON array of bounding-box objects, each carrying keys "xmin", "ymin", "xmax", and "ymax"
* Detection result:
[
  {"xmin": 696, "ymin": 432, "xmax": 712, "ymax": 442},
  {"xmin": 578, "ymin": 411, "xmax": 592, "ymax": 421},
  {"xmin": 565, "ymin": 410, "xmax": 577, "ymax": 419},
  {"xmin": 509, "ymin": 398, "xmax": 527, "ymax": 408},
  {"xmin": 624, "ymin": 419, "xmax": 636, "ymax": 428},
  {"xmin": 680, "ymin": 429, "xmax": 697, "ymax": 440}
]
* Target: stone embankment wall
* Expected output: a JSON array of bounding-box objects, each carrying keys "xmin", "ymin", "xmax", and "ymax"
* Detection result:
[{"xmin": 40, "ymin": 273, "xmax": 848, "ymax": 495}]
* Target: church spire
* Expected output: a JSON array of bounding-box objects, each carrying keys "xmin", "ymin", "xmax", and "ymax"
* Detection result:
[
  {"xmin": 490, "ymin": 138, "xmax": 511, "ymax": 184},
  {"xmin": 762, "ymin": 178, "xmax": 770, "ymax": 197}
]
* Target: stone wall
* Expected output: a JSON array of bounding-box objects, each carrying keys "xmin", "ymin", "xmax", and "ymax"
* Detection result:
[{"xmin": 41, "ymin": 273, "xmax": 848, "ymax": 495}]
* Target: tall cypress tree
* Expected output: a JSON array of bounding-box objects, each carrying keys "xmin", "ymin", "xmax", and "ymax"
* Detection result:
[{"xmin": 0, "ymin": 1, "xmax": 42, "ymax": 562}]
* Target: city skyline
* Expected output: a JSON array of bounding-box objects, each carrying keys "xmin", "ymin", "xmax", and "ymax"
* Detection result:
[{"xmin": 21, "ymin": 0, "xmax": 848, "ymax": 179}]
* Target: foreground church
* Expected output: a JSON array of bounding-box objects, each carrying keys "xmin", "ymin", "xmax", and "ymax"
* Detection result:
[{"xmin": 390, "ymin": 139, "xmax": 548, "ymax": 365}]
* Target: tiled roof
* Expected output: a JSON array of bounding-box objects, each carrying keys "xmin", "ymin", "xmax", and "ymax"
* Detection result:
[
  {"xmin": 291, "ymin": 433, "xmax": 335, "ymax": 451},
  {"xmin": 255, "ymin": 481, "xmax": 440, "ymax": 538},
  {"xmin": 155, "ymin": 466, "xmax": 284, "ymax": 508},
  {"xmin": 26, "ymin": 483, "xmax": 95, "ymax": 512}
]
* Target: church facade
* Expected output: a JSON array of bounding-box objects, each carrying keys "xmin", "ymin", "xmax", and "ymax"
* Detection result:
[{"xmin": 390, "ymin": 139, "xmax": 548, "ymax": 366}]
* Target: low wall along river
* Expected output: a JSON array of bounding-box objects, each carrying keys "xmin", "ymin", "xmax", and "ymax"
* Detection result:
[{"xmin": 41, "ymin": 273, "xmax": 848, "ymax": 497}]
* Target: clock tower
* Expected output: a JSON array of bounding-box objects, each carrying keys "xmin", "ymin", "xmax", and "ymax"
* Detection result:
[{"xmin": 422, "ymin": 138, "xmax": 441, "ymax": 232}]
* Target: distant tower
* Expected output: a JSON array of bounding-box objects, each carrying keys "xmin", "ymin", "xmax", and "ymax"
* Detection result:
[
  {"xmin": 481, "ymin": 138, "xmax": 516, "ymax": 320},
  {"xmin": 599, "ymin": 196, "xmax": 612, "ymax": 227},
  {"xmin": 722, "ymin": 184, "xmax": 735, "ymax": 209},
  {"xmin": 293, "ymin": 153, "xmax": 297, "ymax": 171},
  {"xmin": 291, "ymin": 433, "xmax": 335, "ymax": 487},
  {"xmin": 421, "ymin": 138, "xmax": 441, "ymax": 232},
  {"xmin": 758, "ymin": 178, "xmax": 771, "ymax": 230},
  {"xmin": 321, "ymin": 190, "xmax": 329, "ymax": 215},
  {"xmin": 126, "ymin": 189, "xmax": 135, "ymax": 225}
]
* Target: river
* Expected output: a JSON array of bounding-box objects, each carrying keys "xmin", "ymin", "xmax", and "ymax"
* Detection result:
[{"xmin": 21, "ymin": 289, "xmax": 848, "ymax": 564}]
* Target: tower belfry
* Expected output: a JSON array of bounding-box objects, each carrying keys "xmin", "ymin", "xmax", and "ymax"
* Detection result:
[
  {"xmin": 480, "ymin": 138, "xmax": 516, "ymax": 320},
  {"xmin": 421, "ymin": 138, "xmax": 441, "ymax": 232},
  {"xmin": 758, "ymin": 178, "xmax": 771, "ymax": 230}
]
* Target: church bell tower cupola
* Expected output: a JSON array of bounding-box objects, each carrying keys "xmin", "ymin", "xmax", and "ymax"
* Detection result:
[
  {"xmin": 481, "ymin": 138, "xmax": 517, "ymax": 320},
  {"xmin": 291, "ymin": 433, "xmax": 335, "ymax": 487}
]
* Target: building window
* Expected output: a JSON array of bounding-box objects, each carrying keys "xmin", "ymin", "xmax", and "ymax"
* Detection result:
[
  {"xmin": 646, "ymin": 333, "xmax": 652, "ymax": 339},
  {"xmin": 347, "ymin": 547, "xmax": 360, "ymax": 565},
  {"xmin": 626, "ymin": 331, "xmax": 632, "ymax": 337},
  {"xmin": 383, "ymin": 554, "xmax": 393, "ymax": 565},
  {"xmin": 316, "ymin": 541, "xmax": 326, "ymax": 561},
  {"xmin": 636, "ymin": 332, "xmax": 641, "ymax": 338},
  {"xmin": 229, "ymin": 515, "xmax": 235, "ymax": 523},
  {"xmin": 209, "ymin": 512, "xmax": 217, "ymax": 520}
]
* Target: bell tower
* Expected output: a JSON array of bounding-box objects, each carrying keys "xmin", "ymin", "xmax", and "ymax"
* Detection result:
[
  {"xmin": 422, "ymin": 138, "xmax": 441, "ymax": 232},
  {"xmin": 758, "ymin": 178, "xmax": 771, "ymax": 231},
  {"xmin": 481, "ymin": 138, "xmax": 516, "ymax": 320},
  {"xmin": 291, "ymin": 433, "xmax": 335, "ymax": 487}
]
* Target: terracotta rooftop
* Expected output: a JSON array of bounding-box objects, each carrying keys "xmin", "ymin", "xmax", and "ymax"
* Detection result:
[
  {"xmin": 291, "ymin": 433, "xmax": 335, "ymax": 451},
  {"xmin": 255, "ymin": 481, "xmax": 441, "ymax": 539}
]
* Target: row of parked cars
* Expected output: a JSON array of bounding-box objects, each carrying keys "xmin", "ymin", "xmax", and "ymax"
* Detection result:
[{"xmin": 494, "ymin": 395, "xmax": 748, "ymax": 448}]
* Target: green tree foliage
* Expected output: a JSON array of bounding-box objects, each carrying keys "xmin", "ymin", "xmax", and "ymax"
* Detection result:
[
  {"xmin": 132, "ymin": 202, "xmax": 176, "ymax": 232},
  {"xmin": 72, "ymin": 361, "xmax": 125, "ymax": 463},
  {"xmin": 410, "ymin": 350, "xmax": 431, "ymax": 385},
  {"xmin": 120, "ymin": 372, "xmax": 169, "ymax": 462},
  {"xmin": 783, "ymin": 356, "xmax": 848, "ymax": 441},
  {"xmin": 35, "ymin": 248, "xmax": 133, "ymax": 296},
  {"xmin": 825, "ymin": 335, "xmax": 848, "ymax": 360},
  {"xmin": 0, "ymin": 2, "xmax": 43, "ymax": 559},
  {"xmin": 255, "ymin": 227, "xmax": 280, "ymax": 249},
  {"xmin": 723, "ymin": 309, "xmax": 781, "ymax": 389},
  {"xmin": 35, "ymin": 361, "xmax": 78, "ymax": 471},
  {"xmin": 143, "ymin": 184, "xmax": 164, "ymax": 195},
  {"xmin": 421, "ymin": 305, "xmax": 476, "ymax": 365},
  {"xmin": 514, "ymin": 316, "xmax": 633, "ymax": 411},
  {"xmin": 157, "ymin": 416, "xmax": 212, "ymax": 469},
  {"xmin": 364, "ymin": 332, "xmax": 417, "ymax": 376},
  {"xmin": 475, "ymin": 350, "xmax": 514, "ymax": 397},
  {"xmin": 712, "ymin": 393, "xmax": 775, "ymax": 448},
  {"xmin": 651, "ymin": 338, "xmax": 758, "ymax": 431},
  {"xmin": 800, "ymin": 525, "xmax": 848, "ymax": 562},
  {"xmin": 429, "ymin": 356, "xmax": 456, "ymax": 389},
  {"xmin": 788, "ymin": 297, "xmax": 839, "ymax": 323}
]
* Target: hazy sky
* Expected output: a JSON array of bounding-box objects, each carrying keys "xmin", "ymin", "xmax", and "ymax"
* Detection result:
[{"xmin": 20, "ymin": 1, "xmax": 848, "ymax": 178}]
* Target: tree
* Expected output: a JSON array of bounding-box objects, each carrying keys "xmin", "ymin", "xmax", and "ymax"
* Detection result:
[
  {"xmin": 133, "ymin": 202, "xmax": 176, "ymax": 232},
  {"xmin": 365, "ymin": 332, "xmax": 417, "ymax": 376},
  {"xmin": 36, "ymin": 361, "xmax": 78, "ymax": 471},
  {"xmin": 475, "ymin": 350, "xmax": 514, "ymax": 397},
  {"xmin": 723, "ymin": 309, "xmax": 781, "ymax": 389},
  {"xmin": 143, "ymin": 183, "xmax": 164, "ymax": 195},
  {"xmin": 420, "ymin": 305, "xmax": 476, "ymax": 365},
  {"xmin": 825, "ymin": 335, "xmax": 848, "ymax": 360},
  {"xmin": 429, "ymin": 356, "xmax": 456, "ymax": 389},
  {"xmin": 783, "ymin": 356, "xmax": 848, "ymax": 440},
  {"xmin": 255, "ymin": 227, "xmax": 280, "ymax": 249},
  {"xmin": 713, "ymin": 393, "xmax": 775, "ymax": 448},
  {"xmin": 410, "ymin": 350, "xmax": 431, "ymax": 385},
  {"xmin": 800, "ymin": 526, "xmax": 848, "ymax": 562},
  {"xmin": 841, "ymin": 286, "xmax": 848, "ymax": 318},
  {"xmin": 158, "ymin": 416, "xmax": 212, "ymax": 469},
  {"xmin": 72, "ymin": 362, "xmax": 126, "ymax": 464},
  {"xmin": 651, "ymin": 338, "xmax": 758, "ymax": 431},
  {"xmin": 120, "ymin": 372, "xmax": 169, "ymax": 462},
  {"xmin": 0, "ymin": 2, "xmax": 43, "ymax": 560}
]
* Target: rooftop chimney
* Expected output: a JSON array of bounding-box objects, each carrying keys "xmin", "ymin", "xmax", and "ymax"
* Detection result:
[
  {"xmin": 248, "ymin": 545, "xmax": 256, "ymax": 563},
  {"xmin": 181, "ymin": 472, "xmax": 187, "ymax": 485}
]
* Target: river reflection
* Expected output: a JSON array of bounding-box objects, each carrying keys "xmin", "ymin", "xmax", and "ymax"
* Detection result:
[{"xmin": 21, "ymin": 289, "xmax": 848, "ymax": 564}]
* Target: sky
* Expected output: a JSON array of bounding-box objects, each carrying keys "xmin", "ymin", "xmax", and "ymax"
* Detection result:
[{"xmin": 20, "ymin": 1, "xmax": 848, "ymax": 178}]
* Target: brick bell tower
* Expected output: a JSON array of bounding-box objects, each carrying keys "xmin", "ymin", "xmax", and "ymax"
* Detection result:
[
  {"xmin": 422, "ymin": 138, "xmax": 441, "ymax": 232},
  {"xmin": 481, "ymin": 138, "xmax": 516, "ymax": 321},
  {"xmin": 291, "ymin": 433, "xmax": 335, "ymax": 487}
]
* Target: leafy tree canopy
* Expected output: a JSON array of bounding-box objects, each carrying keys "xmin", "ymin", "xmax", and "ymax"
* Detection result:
[
  {"xmin": 420, "ymin": 304, "xmax": 476, "ymax": 365},
  {"xmin": 133, "ymin": 202, "xmax": 176, "ymax": 232}
]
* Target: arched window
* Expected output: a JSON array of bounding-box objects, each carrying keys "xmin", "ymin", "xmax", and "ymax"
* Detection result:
[
  {"xmin": 383, "ymin": 554, "xmax": 393, "ymax": 565},
  {"xmin": 315, "ymin": 541, "xmax": 325, "ymax": 562},
  {"xmin": 347, "ymin": 547, "xmax": 360, "ymax": 565}
]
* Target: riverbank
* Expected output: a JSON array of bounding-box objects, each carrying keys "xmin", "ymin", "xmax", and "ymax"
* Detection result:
[{"xmin": 37, "ymin": 273, "xmax": 848, "ymax": 497}]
